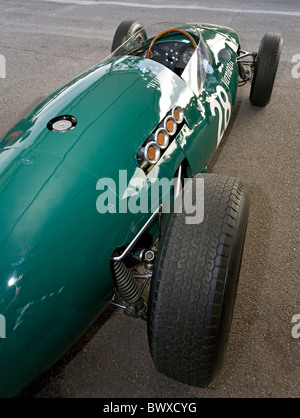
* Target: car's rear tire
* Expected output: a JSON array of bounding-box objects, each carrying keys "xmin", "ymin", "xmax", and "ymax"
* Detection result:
[
  {"xmin": 250, "ymin": 33, "xmax": 283, "ymax": 107},
  {"xmin": 147, "ymin": 173, "xmax": 250, "ymax": 387},
  {"xmin": 111, "ymin": 20, "xmax": 146, "ymax": 53}
]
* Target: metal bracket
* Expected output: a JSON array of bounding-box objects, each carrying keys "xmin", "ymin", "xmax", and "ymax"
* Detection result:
[
  {"xmin": 111, "ymin": 205, "xmax": 163, "ymax": 262},
  {"xmin": 237, "ymin": 49, "xmax": 252, "ymax": 60}
]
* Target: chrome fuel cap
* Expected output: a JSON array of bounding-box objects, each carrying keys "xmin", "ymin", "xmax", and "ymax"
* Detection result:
[{"xmin": 47, "ymin": 115, "xmax": 77, "ymax": 132}]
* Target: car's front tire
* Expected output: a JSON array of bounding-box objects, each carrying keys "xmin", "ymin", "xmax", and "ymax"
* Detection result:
[
  {"xmin": 250, "ymin": 33, "xmax": 283, "ymax": 107},
  {"xmin": 111, "ymin": 20, "xmax": 146, "ymax": 53},
  {"xmin": 147, "ymin": 173, "xmax": 250, "ymax": 387}
]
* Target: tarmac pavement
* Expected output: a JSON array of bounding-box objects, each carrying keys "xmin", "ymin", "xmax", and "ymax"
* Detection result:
[{"xmin": 0, "ymin": 0, "xmax": 299, "ymax": 398}]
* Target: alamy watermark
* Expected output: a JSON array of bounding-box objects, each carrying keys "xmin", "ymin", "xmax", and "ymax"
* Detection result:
[
  {"xmin": 96, "ymin": 170, "xmax": 204, "ymax": 224},
  {"xmin": 291, "ymin": 314, "xmax": 300, "ymax": 339},
  {"xmin": 0, "ymin": 314, "xmax": 6, "ymax": 338},
  {"xmin": 291, "ymin": 54, "xmax": 300, "ymax": 79},
  {"xmin": 0, "ymin": 54, "xmax": 6, "ymax": 79}
]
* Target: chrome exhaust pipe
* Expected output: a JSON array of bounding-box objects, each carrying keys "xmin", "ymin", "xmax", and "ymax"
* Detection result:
[
  {"xmin": 154, "ymin": 127, "xmax": 169, "ymax": 149},
  {"xmin": 137, "ymin": 141, "xmax": 161, "ymax": 167},
  {"xmin": 172, "ymin": 106, "xmax": 184, "ymax": 124},
  {"xmin": 163, "ymin": 115, "xmax": 177, "ymax": 135}
]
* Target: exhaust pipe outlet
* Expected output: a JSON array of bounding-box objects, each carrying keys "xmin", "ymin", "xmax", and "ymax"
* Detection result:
[
  {"xmin": 172, "ymin": 106, "xmax": 184, "ymax": 124},
  {"xmin": 163, "ymin": 115, "xmax": 177, "ymax": 135},
  {"xmin": 154, "ymin": 127, "xmax": 169, "ymax": 149},
  {"xmin": 137, "ymin": 141, "xmax": 161, "ymax": 167}
]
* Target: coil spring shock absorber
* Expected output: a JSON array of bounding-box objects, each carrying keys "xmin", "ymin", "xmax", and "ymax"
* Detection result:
[
  {"xmin": 111, "ymin": 258, "xmax": 148, "ymax": 319},
  {"xmin": 110, "ymin": 206, "xmax": 161, "ymax": 319}
]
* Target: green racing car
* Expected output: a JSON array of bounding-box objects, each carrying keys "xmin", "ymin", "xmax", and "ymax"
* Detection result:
[{"xmin": 0, "ymin": 20, "xmax": 282, "ymax": 397}]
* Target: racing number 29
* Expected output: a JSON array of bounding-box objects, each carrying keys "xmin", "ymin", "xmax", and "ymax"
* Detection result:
[{"xmin": 210, "ymin": 86, "xmax": 231, "ymax": 147}]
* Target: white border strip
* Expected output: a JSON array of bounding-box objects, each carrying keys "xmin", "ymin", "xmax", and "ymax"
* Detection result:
[{"xmin": 42, "ymin": 0, "xmax": 300, "ymax": 17}]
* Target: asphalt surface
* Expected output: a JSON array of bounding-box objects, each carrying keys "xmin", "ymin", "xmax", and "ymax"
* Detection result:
[{"xmin": 0, "ymin": 0, "xmax": 299, "ymax": 398}]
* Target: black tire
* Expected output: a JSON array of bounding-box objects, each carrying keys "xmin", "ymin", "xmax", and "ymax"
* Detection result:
[
  {"xmin": 111, "ymin": 20, "xmax": 146, "ymax": 53},
  {"xmin": 148, "ymin": 173, "xmax": 250, "ymax": 387},
  {"xmin": 250, "ymin": 33, "xmax": 283, "ymax": 107}
]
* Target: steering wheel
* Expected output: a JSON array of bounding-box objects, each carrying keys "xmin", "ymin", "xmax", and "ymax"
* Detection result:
[{"xmin": 146, "ymin": 29, "xmax": 197, "ymax": 66}]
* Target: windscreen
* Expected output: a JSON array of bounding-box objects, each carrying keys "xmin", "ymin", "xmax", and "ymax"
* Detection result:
[{"xmin": 107, "ymin": 22, "xmax": 210, "ymax": 93}]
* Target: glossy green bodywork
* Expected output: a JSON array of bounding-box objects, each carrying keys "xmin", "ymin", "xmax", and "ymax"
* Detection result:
[{"xmin": 0, "ymin": 23, "xmax": 239, "ymax": 397}]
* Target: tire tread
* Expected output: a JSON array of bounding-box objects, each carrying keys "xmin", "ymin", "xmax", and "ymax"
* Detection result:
[
  {"xmin": 250, "ymin": 33, "xmax": 283, "ymax": 107},
  {"xmin": 148, "ymin": 174, "xmax": 249, "ymax": 387}
]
